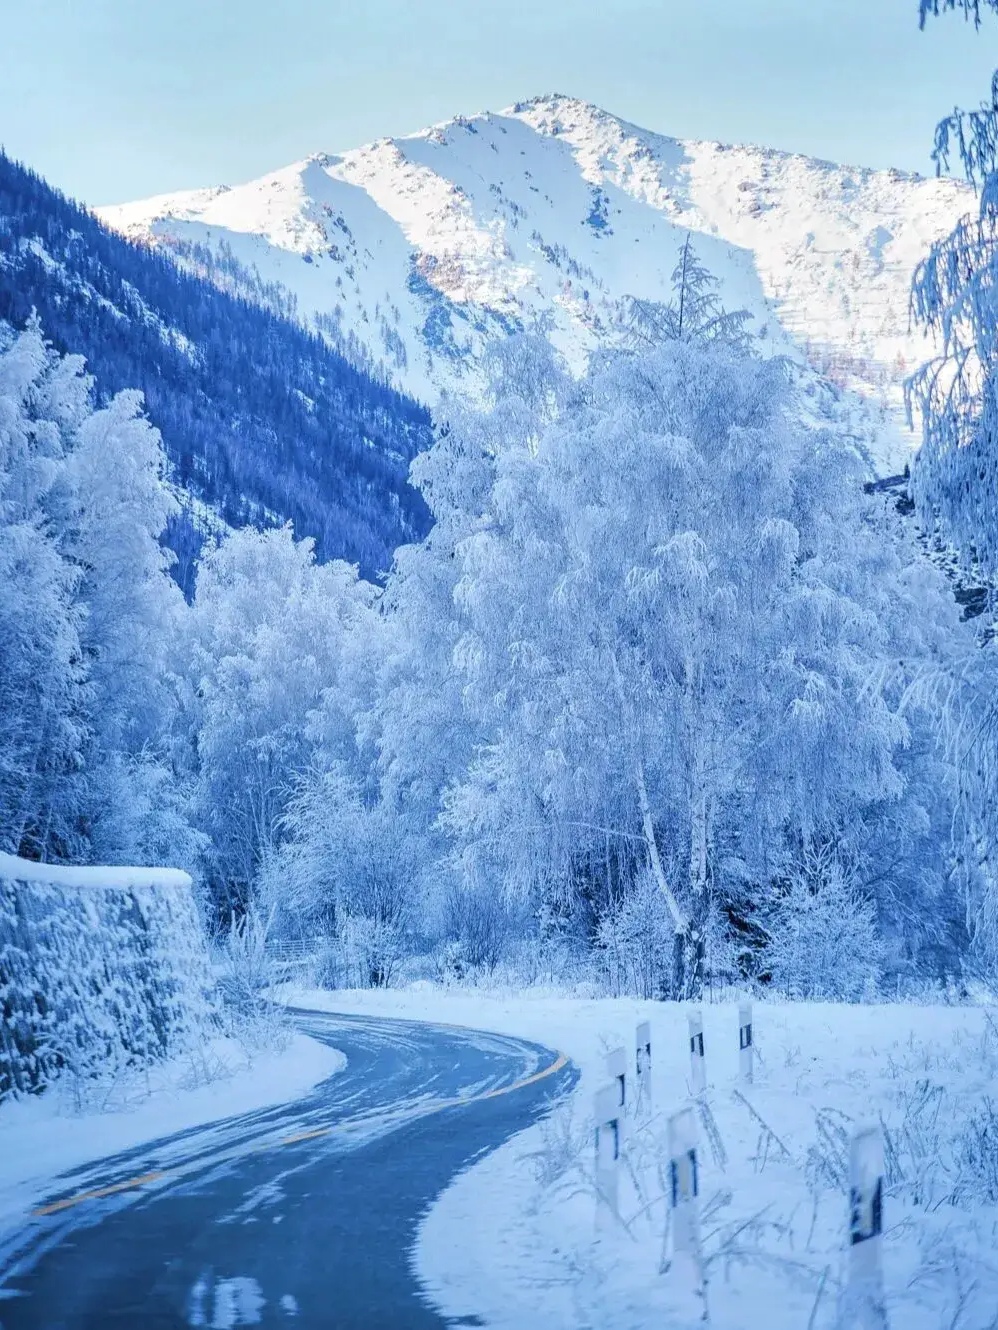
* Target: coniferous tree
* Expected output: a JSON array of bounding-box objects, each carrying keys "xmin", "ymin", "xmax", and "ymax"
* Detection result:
[
  {"xmin": 0, "ymin": 152, "xmax": 432, "ymax": 592},
  {"xmin": 618, "ymin": 235, "xmax": 751, "ymax": 351}
]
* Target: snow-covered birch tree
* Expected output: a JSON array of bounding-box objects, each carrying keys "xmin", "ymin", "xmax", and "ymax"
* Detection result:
[
  {"xmin": 184, "ymin": 525, "xmax": 378, "ymax": 919},
  {"xmin": 388, "ymin": 331, "xmax": 957, "ymax": 994}
]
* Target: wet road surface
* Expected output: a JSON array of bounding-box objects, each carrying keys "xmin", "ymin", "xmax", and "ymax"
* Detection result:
[{"xmin": 0, "ymin": 1009, "xmax": 576, "ymax": 1329}]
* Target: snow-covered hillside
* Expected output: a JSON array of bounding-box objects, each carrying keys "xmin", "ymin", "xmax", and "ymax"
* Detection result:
[{"xmin": 101, "ymin": 94, "xmax": 973, "ymax": 471}]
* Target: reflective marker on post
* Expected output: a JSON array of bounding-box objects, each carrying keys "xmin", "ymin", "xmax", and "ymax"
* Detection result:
[
  {"xmin": 738, "ymin": 1001, "xmax": 753, "ymax": 1085},
  {"xmin": 688, "ymin": 1008, "xmax": 706, "ymax": 1097},
  {"xmin": 635, "ymin": 1020, "xmax": 652, "ymax": 1111},
  {"xmin": 594, "ymin": 1082, "xmax": 621, "ymax": 1227},
  {"xmin": 844, "ymin": 1125, "xmax": 888, "ymax": 1329},
  {"xmin": 606, "ymin": 1045, "xmax": 628, "ymax": 1115},
  {"xmin": 666, "ymin": 1106, "xmax": 708, "ymax": 1319}
]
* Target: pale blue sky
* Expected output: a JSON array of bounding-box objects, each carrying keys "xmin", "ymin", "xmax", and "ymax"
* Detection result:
[{"xmin": 2, "ymin": 0, "xmax": 996, "ymax": 205}]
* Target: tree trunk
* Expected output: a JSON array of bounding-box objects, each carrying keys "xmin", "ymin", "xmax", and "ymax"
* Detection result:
[
  {"xmin": 634, "ymin": 757, "xmax": 693, "ymax": 997},
  {"xmin": 684, "ymin": 761, "xmax": 710, "ymax": 1000}
]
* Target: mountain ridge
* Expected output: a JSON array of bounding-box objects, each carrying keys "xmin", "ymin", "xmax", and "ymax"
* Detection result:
[{"xmin": 101, "ymin": 93, "xmax": 974, "ymax": 471}]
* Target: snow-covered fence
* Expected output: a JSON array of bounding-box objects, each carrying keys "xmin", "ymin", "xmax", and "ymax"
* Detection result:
[
  {"xmin": 0, "ymin": 851, "xmax": 213, "ymax": 1103},
  {"xmin": 263, "ymin": 936, "xmax": 323, "ymax": 981}
]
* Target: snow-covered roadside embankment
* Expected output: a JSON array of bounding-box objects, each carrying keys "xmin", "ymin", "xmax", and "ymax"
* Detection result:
[
  {"xmin": 284, "ymin": 986, "xmax": 998, "ymax": 1330},
  {"xmin": 0, "ymin": 850, "xmax": 212, "ymax": 1102},
  {"xmin": 0, "ymin": 853, "xmax": 345, "ymax": 1238}
]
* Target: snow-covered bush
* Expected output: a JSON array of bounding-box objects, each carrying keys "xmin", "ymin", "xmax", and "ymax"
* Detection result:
[
  {"xmin": 757, "ymin": 847, "xmax": 885, "ymax": 1000},
  {"xmin": 309, "ymin": 915, "xmax": 406, "ymax": 990},
  {"xmin": 442, "ymin": 880, "xmax": 524, "ymax": 973},
  {"xmin": 0, "ymin": 853, "xmax": 215, "ymax": 1104},
  {"xmin": 595, "ymin": 871, "xmax": 676, "ymax": 998},
  {"xmin": 213, "ymin": 906, "xmax": 276, "ymax": 1015},
  {"xmin": 951, "ymin": 1097, "xmax": 998, "ymax": 1205}
]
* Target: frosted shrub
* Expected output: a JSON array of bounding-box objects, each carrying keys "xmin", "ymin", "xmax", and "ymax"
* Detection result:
[
  {"xmin": 311, "ymin": 914, "xmax": 406, "ymax": 990},
  {"xmin": 443, "ymin": 881, "xmax": 522, "ymax": 973},
  {"xmin": 952, "ymin": 1098, "xmax": 998, "ymax": 1205},
  {"xmin": 596, "ymin": 870, "xmax": 676, "ymax": 998},
  {"xmin": 760, "ymin": 850, "xmax": 884, "ymax": 1000},
  {"xmin": 432, "ymin": 939, "xmax": 467, "ymax": 985},
  {"xmin": 215, "ymin": 907, "xmax": 276, "ymax": 1016},
  {"xmin": 343, "ymin": 913, "xmax": 406, "ymax": 988}
]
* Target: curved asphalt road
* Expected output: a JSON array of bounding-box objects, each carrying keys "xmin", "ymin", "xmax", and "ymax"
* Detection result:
[{"xmin": 0, "ymin": 1009, "xmax": 576, "ymax": 1329}]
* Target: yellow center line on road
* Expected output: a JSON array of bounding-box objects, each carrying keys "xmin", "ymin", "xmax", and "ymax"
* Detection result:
[
  {"xmin": 32, "ymin": 1172, "xmax": 167, "ymax": 1218},
  {"xmin": 29, "ymin": 1047, "xmax": 570, "ymax": 1219},
  {"xmin": 476, "ymin": 1050, "xmax": 569, "ymax": 1100},
  {"xmin": 277, "ymin": 1126, "xmax": 333, "ymax": 1146}
]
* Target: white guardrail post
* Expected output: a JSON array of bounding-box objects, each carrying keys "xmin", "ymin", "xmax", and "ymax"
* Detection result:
[
  {"xmin": 738, "ymin": 1000, "xmax": 753, "ymax": 1085},
  {"xmin": 594, "ymin": 1082, "xmax": 622, "ymax": 1228},
  {"xmin": 843, "ymin": 1125, "xmax": 888, "ymax": 1329},
  {"xmin": 688, "ymin": 1007, "xmax": 706, "ymax": 1097},
  {"xmin": 667, "ymin": 1106, "xmax": 709, "ymax": 1320},
  {"xmin": 635, "ymin": 1019, "xmax": 652, "ymax": 1114}
]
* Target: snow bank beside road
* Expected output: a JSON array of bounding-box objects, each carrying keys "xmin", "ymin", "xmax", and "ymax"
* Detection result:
[
  {"xmin": 285, "ymin": 986, "xmax": 998, "ymax": 1330},
  {"xmin": 0, "ymin": 1031, "xmax": 344, "ymax": 1238}
]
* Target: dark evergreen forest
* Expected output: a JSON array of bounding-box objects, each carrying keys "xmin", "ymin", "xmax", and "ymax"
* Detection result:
[{"xmin": 0, "ymin": 152, "xmax": 432, "ymax": 589}]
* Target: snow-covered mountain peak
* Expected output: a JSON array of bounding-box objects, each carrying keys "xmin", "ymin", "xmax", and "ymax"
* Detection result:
[{"xmin": 100, "ymin": 97, "xmax": 974, "ymax": 470}]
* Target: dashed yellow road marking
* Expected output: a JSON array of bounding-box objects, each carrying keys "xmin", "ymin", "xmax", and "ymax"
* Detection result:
[
  {"xmin": 277, "ymin": 1126, "xmax": 332, "ymax": 1146},
  {"xmin": 29, "ymin": 1047, "xmax": 570, "ymax": 1218},
  {"xmin": 32, "ymin": 1171, "xmax": 167, "ymax": 1217}
]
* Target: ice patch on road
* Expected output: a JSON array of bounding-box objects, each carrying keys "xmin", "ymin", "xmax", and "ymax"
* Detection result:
[
  {"xmin": 210, "ymin": 1275, "xmax": 265, "ymax": 1327},
  {"xmin": 188, "ymin": 1272, "xmax": 267, "ymax": 1327}
]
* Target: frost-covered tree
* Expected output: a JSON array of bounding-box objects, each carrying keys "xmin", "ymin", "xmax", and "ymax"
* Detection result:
[
  {"xmin": 619, "ymin": 234, "xmax": 751, "ymax": 351},
  {"xmin": 371, "ymin": 335, "xmax": 571, "ymax": 893},
  {"xmin": 905, "ymin": 0, "xmax": 998, "ymax": 977},
  {"xmin": 910, "ymin": 0, "xmax": 998, "ymax": 576},
  {"xmin": 258, "ymin": 765, "xmax": 418, "ymax": 985},
  {"xmin": 184, "ymin": 525, "xmax": 378, "ymax": 917},
  {"xmin": 0, "ymin": 324, "xmax": 90, "ymax": 860},
  {"xmin": 0, "ymin": 320, "xmax": 188, "ymax": 865},
  {"xmin": 920, "ymin": 1, "xmax": 998, "ymax": 28},
  {"xmin": 389, "ymin": 333, "xmax": 959, "ymax": 994},
  {"xmin": 65, "ymin": 390, "xmax": 181, "ymax": 753}
]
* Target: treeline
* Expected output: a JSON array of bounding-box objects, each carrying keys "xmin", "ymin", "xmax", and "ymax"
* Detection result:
[
  {"xmin": 0, "ymin": 152, "xmax": 432, "ymax": 586},
  {"xmin": 3, "ymin": 244, "xmax": 995, "ymax": 1005}
]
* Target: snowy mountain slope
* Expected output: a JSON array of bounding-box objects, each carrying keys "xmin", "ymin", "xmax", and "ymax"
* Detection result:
[
  {"xmin": 0, "ymin": 151, "xmax": 431, "ymax": 588},
  {"xmin": 101, "ymin": 94, "xmax": 973, "ymax": 471}
]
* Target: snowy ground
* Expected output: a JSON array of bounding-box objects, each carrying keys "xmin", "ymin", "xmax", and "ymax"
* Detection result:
[
  {"xmin": 0, "ymin": 1031, "xmax": 344, "ymax": 1240},
  {"xmin": 285, "ymin": 985, "xmax": 998, "ymax": 1330}
]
